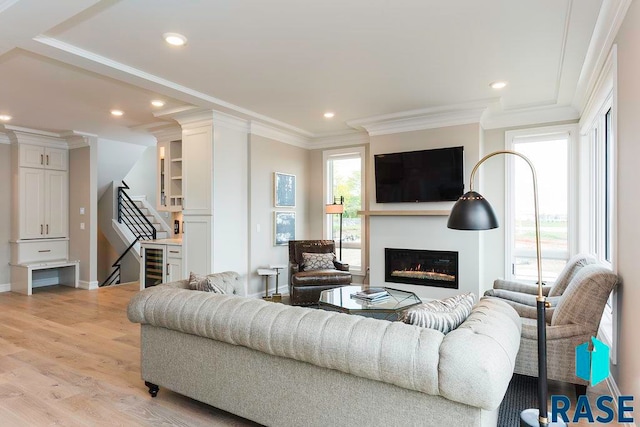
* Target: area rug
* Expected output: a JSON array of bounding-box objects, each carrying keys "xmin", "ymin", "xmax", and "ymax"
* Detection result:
[{"xmin": 498, "ymin": 374, "xmax": 538, "ymax": 426}]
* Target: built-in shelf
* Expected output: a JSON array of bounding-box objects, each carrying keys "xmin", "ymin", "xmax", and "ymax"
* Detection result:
[{"xmin": 357, "ymin": 210, "xmax": 450, "ymax": 217}]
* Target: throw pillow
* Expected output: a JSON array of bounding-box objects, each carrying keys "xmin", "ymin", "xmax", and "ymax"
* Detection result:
[
  {"xmin": 399, "ymin": 293, "xmax": 476, "ymax": 334},
  {"xmin": 301, "ymin": 252, "xmax": 335, "ymax": 271},
  {"xmin": 188, "ymin": 271, "xmax": 227, "ymax": 294}
]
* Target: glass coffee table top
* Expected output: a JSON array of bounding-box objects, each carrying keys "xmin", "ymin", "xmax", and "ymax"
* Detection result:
[{"xmin": 318, "ymin": 285, "xmax": 421, "ymax": 319}]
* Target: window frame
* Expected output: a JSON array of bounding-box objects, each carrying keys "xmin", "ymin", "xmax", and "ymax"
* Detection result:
[
  {"xmin": 322, "ymin": 146, "xmax": 366, "ymax": 275},
  {"xmin": 504, "ymin": 124, "xmax": 579, "ymax": 283}
]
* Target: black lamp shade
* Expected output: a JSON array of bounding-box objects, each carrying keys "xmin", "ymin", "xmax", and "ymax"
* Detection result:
[{"xmin": 447, "ymin": 191, "xmax": 499, "ymax": 230}]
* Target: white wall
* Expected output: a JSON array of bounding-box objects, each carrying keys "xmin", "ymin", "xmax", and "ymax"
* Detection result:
[
  {"xmin": 612, "ymin": 0, "xmax": 640, "ymax": 400},
  {"xmin": 248, "ymin": 134, "xmax": 310, "ymax": 297},
  {"xmin": 68, "ymin": 144, "xmax": 98, "ymax": 288},
  {"xmin": 97, "ymin": 138, "xmax": 147, "ymax": 199},
  {"xmin": 368, "ymin": 124, "xmax": 484, "ymax": 300},
  {"xmin": 123, "ymin": 146, "xmax": 158, "ymax": 206}
]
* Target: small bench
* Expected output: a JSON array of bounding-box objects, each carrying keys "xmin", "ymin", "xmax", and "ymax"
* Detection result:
[{"xmin": 10, "ymin": 260, "xmax": 79, "ymax": 295}]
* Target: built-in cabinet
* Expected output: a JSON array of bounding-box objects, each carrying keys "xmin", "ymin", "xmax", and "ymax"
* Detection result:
[
  {"xmin": 8, "ymin": 131, "xmax": 77, "ymax": 295},
  {"xmin": 140, "ymin": 239, "xmax": 183, "ymax": 289},
  {"xmin": 157, "ymin": 139, "xmax": 183, "ymax": 212},
  {"xmin": 18, "ymin": 143, "xmax": 69, "ymax": 239}
]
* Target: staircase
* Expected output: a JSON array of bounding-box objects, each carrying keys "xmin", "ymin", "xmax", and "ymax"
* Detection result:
[
  {"xmin": 126, "ymin": 200, "xmax": 169, "ymax": 240},
  {"xmin": 101, "ymin": 181, "xmax": 170, "ymax": 287}
]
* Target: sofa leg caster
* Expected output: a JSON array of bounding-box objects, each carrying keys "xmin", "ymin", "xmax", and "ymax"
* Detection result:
[
  {"xmin": 145, "ymin": 381, "xmax": 159, "ymax": 397},
  {"xmin": 574, "ymin": 384, "xmax": 587, "ymax": 398}
]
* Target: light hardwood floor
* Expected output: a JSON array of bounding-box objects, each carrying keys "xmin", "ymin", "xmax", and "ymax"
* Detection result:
[
  {"xmin": 0, "ymin": 283, "xmax": 258, "ymax": 426},
  {"xmin": 0, "ymin": 284, "xmax": 619, "ymax": 426}
]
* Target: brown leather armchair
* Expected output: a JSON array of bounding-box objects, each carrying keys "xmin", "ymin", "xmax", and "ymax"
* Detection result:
[{"xmin": 288, "ymin": 240, "xmax": 352, "ymax": 306}]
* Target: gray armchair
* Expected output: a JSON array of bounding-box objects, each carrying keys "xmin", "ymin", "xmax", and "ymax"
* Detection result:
[
  {"xmin": 487, "ymin": 262, "xmax": 617, "ymax": 394},
  {"xmin": 484, "ymin": 253, "xmax": 596, "ymax": 315}
]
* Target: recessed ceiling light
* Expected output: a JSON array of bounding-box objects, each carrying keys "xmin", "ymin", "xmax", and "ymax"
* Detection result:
[
  {"xmin": 163, "ymin": 32, "xmax": 187, "ymax": 47},
  {"xmin": 490, "ymin": 81, "xmax": 508, "ymax": 90},
  {"xmin": 151, "ymin": 100, "xmax": 165, "ymax": 107},
  {"xmin": 111, "ymin": 110, "xmax": 124, "ymax": 117},
  {"xmin": 0, "ymin": 114, "xmax": 12, "ymax": 121},
  {"xmin": 324, "ymin": 112, "xmax": 335, "ymax": 119}
]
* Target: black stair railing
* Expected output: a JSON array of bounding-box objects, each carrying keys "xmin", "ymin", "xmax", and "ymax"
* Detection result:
[
  {"xmin": 100, "ymin": 181, "xmax": 157, "ymax": 287},
  {"xmin": 117, "ymin": 181, "xmax": 157, "ymax": 241},
  {"xmin": 100, "ymin": 239, "xmax": 138, "ymax": 287}
]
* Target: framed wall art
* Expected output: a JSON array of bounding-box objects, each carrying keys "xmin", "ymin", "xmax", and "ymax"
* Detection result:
[
  {"xmin": 274, "ymin": 211, "xmax": 295, "ymax": 246},
  {"xmin": 274, "ymin": 172, "xmax": 296, "ymax": 207}
]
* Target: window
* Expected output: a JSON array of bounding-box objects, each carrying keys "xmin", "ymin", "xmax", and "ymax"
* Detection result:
[
  {"xmin": 581, "ymin": 45, "xmax": 616, "ymax": 363},
  {"xmin": 505, "ymin": 126, "xmax": 576, "ymax": 283},
  {"xmin": 323, "ymin": 147, "xmax": 365, "ymax": 273},
  {"xmin": 588, "ymin": 97, "xmax": 616, "ymax": 361}
]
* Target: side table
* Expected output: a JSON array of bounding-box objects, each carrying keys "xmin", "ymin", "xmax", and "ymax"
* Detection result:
[
  {"xmin": 268, "ymin": 264, "xmax": 286, "ymax": 302},
  {"xmin": 257, "ymin": 268, "xmax": 277, "ymax": 300}
]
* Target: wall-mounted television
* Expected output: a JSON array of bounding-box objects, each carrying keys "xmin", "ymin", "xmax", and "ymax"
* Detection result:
[{"xmin": 374, "ymin": 146, "xmax": 464, "ymax": 203}]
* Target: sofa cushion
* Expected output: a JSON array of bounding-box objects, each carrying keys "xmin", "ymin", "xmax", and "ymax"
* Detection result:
[
  {"xmin": 399, "ymin": 293, "xmax": 476, "ymax": 334},
  {"xmin": 302, "ymin": 252, "xmax": 335, "ymax": 271},
  {"xmin": 188, "ymin": 271, "xmax": 236, "ymax": 294},
  {"xmin": 291, "ymin": 269, "xmax": 351, "ymax": 286}
]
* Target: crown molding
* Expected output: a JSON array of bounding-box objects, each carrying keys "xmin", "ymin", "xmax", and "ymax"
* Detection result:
[
  {"xmin": 212, "ymin": 110, "xmax": 249, "ymax": 133},
  {"xmin": 249, "ymin": 121, "xmax": 310, "ymax": 148},
  {"xmin": 346, "ymin": 101, "xmax": 490, "ymax": 136},
  {"xmin": 148, "ymin": 125, "xmax": 182, "ymax": 143},
  {"xmin": 2, "ymin": 124, "xmax": 61, "ymax": 138},
  {"xmin": 481, "ymin": 104, "xmax": 579, "ymax": 130},
  {"xmin": 572, "ymin": 0, "xmax": 631, "ymax": 114},
  {"xmin": 62, "ymin": 130, "xmax": 98, "ymax": 149},
  {"xmin": 308, "ymin": 131, "xmax": 369, "ymax": 150},
  {"xmin": 170, "ymin": 108, "xmax": 213, "ymax": 129}
]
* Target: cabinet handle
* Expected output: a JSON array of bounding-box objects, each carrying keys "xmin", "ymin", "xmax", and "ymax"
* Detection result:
[
  {"xmin": 46, "ymin": 224, "xmax": 49, "ymax": 234},
  {"xmin": 46, "ymin": 155, "xmax": 49, "ymax": 165},
  {"xmin": 169, "ymin": 250, "xmax": 179, "ymax": 254},
  {"xmin": 41, "ymin": 224, "xmax": 43, "ymax": 235},
  {"xmin": 38, "ymin": 250, "xmax": 51, "ymax": 253},
  {"xmin": 166, "ymin": 264, "xmax": 170, "ymax": 276},
  {"xmin": 40, "ymin": 154, "xmax": 44, "ymax": 165}
]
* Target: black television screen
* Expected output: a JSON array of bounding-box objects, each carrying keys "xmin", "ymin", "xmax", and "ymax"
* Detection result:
[{"xmin": 374, "ymin": 146, "xmax": 464, "ymax": 203}]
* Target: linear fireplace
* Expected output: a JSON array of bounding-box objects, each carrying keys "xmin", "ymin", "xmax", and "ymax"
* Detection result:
[{"xmin": 385, "ymin": 248, "xmax": 458, "ymax": 289}]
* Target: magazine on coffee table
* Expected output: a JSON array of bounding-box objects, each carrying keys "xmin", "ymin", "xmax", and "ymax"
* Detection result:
[{"xmin": 351, "ymin": 287, "xmax": 390, "ymax": 302}]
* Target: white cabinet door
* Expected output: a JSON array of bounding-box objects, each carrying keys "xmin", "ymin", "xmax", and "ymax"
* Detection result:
[
  {"xmin": 20, "ymin": 168, "xmax": 46, "ymax": 239},
  {"xmin": 182, "ymin": 126, "xmax": 212, "ymax": 213},
  {"xmin": 167, "ymin": 257, "xmax": 183, "ymax": 282},
  {"xmin": 45, "ymin": 170, "xmax": 68, "ymax": 238},
  {"xmin": 19, "ymin": 144, "xmax": 44, "ymax": 168},
  {"xmin": 45, "ymin": 147, "xmax": 68, "ymax": 171}
]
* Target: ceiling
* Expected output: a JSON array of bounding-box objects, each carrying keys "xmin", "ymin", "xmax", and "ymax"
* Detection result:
[{"xmin": 0, "ymin": 0, "xmax": 607, "ymax": 145}]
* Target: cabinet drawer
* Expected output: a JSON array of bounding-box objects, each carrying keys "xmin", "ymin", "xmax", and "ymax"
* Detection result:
[
  {"xmin": 12, "ymin": 240, "xmax": 68, "ymax": 264},
  {"xmin": 166, "ymin": 246, "xmax": 182, "ymax": 259}
]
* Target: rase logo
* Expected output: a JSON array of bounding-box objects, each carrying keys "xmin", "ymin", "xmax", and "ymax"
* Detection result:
[{"xmin": 551, "ymin": 337, "xmax": 634, "ymax": 424}]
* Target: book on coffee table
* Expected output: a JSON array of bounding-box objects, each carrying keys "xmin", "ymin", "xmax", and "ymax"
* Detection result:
[{"xmin": 351, "ymin": 288, "xmax": 390, "ymax": 301}]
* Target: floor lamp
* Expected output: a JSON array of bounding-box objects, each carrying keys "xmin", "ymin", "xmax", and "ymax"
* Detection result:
[
  {"xmin": 326, "ymin": 196, "xmax": 344, "ymax": 260},
  {"xmin": 446, "ymin": 150, "xmax": 565, "ymax": 427}
]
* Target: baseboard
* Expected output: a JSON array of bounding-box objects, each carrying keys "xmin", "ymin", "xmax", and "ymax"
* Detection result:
[
  {"xmin": 78, "ymin": 280, "xmax": 99, "ymax": 290},
  {"xmin": 0, "ymin": 283, "xmax": 10, "ymax": 293}
]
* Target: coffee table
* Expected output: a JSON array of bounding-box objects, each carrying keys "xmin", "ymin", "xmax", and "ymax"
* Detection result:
[{"xmin": 318, "ymin": 285, "xmax": 421, "ymax": 320}]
